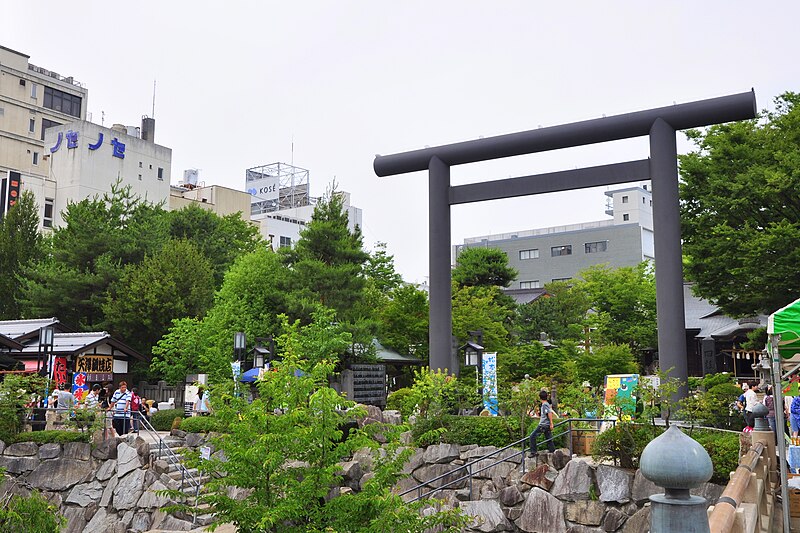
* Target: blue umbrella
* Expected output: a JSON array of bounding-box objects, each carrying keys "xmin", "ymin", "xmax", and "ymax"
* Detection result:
[{"xmin": 240, "ymin": 367, "xmax": 261, "ymax": 383}]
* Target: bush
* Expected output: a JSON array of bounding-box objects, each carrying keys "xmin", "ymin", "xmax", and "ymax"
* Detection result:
[
  {"xmin": 180, "ymin": 415, "xmax": 223, "ymax": 434},
  {"xmin": 385, "ymin": 387, "xmax": 415, "ymax": 418},
  {"xmin": 7, "ymin": 430, "xmax": 90, "ymax": 444},
  {"xmin": 411, "ymin": 414, "xmax": 569, "ymax": 449},
  {"xmin": 592, "ymin": 423, "xmax": 658, "ymax": 469},
  {"xmin": 692, "ymin": 429, "xmax": 739, "ymax": 484},
  {"xmin": 0, "ymin": 483, "xmax": 64, "ymax": 532},
  {"xmin": 151, "ymin": 409, "xmax": 184, "ymax": 431}
]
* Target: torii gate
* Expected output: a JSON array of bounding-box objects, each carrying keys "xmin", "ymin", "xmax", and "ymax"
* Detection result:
[{"xmin": 374, "ymin": 91, "xmax": 757, "ymax": 397}]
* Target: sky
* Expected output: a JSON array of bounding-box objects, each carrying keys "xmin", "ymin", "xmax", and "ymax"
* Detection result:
[{"xmin": 4, "ymin": 1, "xmax": 798, "ymax": 282}]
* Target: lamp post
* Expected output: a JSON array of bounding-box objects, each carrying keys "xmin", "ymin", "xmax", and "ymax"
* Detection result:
[
  {"xmin": 40, "ymin": 326, "xmax": 54, "ymax": 405},
  {"xmin": 254, "ymin": 336, "xmax": 275, "ymax": 370},
  {"xmin": 462, "ymin": 330, "xmax": 484, "ymax": 401},
  {"xmin": 234, "ymin": 332, "xmax": 246, "ymax": 362}
]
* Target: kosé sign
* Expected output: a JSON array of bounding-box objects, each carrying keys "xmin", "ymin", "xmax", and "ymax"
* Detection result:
[{"xmin": 246, "ymin": 170, "xmax": 279, "ymax": 205}]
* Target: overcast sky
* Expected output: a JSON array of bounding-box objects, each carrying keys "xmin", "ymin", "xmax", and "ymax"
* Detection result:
[{"xmin": 5, "ymin": 1, "xmax": 798, "ymax": 282}]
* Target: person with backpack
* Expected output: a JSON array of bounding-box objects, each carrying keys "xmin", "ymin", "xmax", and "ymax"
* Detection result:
[
  {"xmin": 108, "ymin": 381, "xmax": 132, "ymax": 436},
  {"xmin": 130, "ymin": 387, "xmax": 142, "ymax": 433}
]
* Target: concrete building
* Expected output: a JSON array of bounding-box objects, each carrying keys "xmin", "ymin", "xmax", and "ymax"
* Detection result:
[
  {"xmin": 169, "ymin": 183, "xmax": 251, "ymax": 219},
  {"xmin": 0, "ymin": 45, "xmax": 88, "ymax": 222},
  {"xmin": 454, "ymin": 184, "xmax": 654, "ymax": 288},
  {"xmin": 42, "ymin": 120, "xmax": 171, "ymax": 228}
]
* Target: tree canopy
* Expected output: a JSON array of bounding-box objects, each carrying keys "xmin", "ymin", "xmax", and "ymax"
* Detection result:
[
  {"xmin": 680, "ymin": 92, "xmax": 800, "ymax": 316},
  {"xmin": 452, "ymin": 247, "xmax": 518, "ymax": 288},
  {"xmin": 0, "ymin": 191, "xmax": 42, "ymax": 319}
]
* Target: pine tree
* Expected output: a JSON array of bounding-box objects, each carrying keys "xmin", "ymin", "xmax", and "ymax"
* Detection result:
[{"xmin": 0, "ymin": 191, "xmax": 42, "ymax": 319}]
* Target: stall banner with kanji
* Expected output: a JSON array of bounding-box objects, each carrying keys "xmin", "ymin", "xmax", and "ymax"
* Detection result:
[
  {"xmin": 53, "ymin": 357, "xmax": 68, "ymax": 388},
  {"xmin": 76, "ymin": 355, "xmax": 113, "ymax": 374},
  {"xmin": 72, "ymin": 372, "xmax": 88, "ymax": 401}
]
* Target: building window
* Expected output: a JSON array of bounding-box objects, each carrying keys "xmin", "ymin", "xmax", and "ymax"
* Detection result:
[
  {"xmin": 139, "ymin": 161, "xmax": 143, "ymax": 168},
  {"xmin": 279, "ymin": 236, "xmax": 292, "ymax": 248},
  {"xmin": 585, "ymin": 241, "xmax": 608, "ymax": 253},
  {"xmin": 552, "ymin": 277, "xmax": 572, "ymax": 283},
  {"xmin": 149, "ymin": 164, "xmax": 153, "ymax": 169},
  {"xmin": 43, "ymin": 198, "xmax": 54, "ymax": 228},
  {"xmin": 519, "ymin": 248, "xmax": 539, "ymax": 260},
  {"xmin": 43, "ymin": 86, "xmax": 82, "ymax": 118},
  {"xmin": 520, "ymin": 280, "xmax": 540, "ymax": 289},
  {"xmin": 29, "ymin": 118, "xmax": 36, "ymax": 133},
  {"xmin": 157, "ymin": 167, "xmax": 164, "ymax": 181},
  {"xmin": 551, "ymin": 245, "xmax": 572, "ymax": 257},
  {"xmin": 623, "ymin": 213, "xmax": 630, "ymax": 221},
  {"xmin": 32, "ymin": 152, "xmax": 39, "ymax": 165},
  {"xmin": 41, "ymin": 118, "xmax": 60, "ymax": 141},
  {"xmin": 622, "ymin": 195, "xmax": 629, "ymax": 203},
  {"xmin": 643, "ymin": 197, "xmax": 646, "ymax": 204},
  {"xmin": 31, "ymin": 83, "xmax": 37, "ymax": 98},
  {"xmin": 138, "ymin": 174, "xmax": 142, "ymax": 181}
]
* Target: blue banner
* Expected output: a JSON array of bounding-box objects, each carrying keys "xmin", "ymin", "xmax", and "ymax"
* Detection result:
[{"xmin": 482, "ymin": 352, "xmax": 498, "ymax": 416}]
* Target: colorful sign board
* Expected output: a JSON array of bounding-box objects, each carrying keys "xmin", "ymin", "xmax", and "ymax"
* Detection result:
[
  {"xmin": 482, "ymin": 352, "xmax": 499, "ymax": 416},
  {"xmin": 72, "ymin": 372, "xmax": 88, "ymax": 401},
  {"xmin": 603, "ymin": 373, "xmax": 639, "ymax": 416},
  {"xmin": 76, "ymin": 355, "xmax": 114, "ymax": 374}
]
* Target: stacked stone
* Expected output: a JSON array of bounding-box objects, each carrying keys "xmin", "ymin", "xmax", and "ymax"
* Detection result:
[{"xmin": 0, "ymin": 436, "xmax": 190, "ymax": 533}]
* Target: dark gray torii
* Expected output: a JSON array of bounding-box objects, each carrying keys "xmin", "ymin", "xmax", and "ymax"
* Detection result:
[{"xmin": 374, "ymin": 91, "xmax": 756, "ymax": 395}]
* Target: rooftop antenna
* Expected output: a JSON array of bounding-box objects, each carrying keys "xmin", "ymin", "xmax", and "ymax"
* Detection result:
[
  {"xmin": 101, "ymin": 111, "xmax": 105, "ymax": 126},
  {"xmin": 291, "ymin": 135, "xmax": 294, "ymax": 166},
  {"xmin": 152, "ymin": 80, "xmax": 156, "ymax": 118}
]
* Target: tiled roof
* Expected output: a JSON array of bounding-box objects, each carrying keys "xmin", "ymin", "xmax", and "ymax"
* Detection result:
[{"xmin": 0, "ymin": 318, "xmax": 61, "ymax": 340}]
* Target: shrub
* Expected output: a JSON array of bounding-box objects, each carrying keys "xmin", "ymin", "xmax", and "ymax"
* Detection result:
[
  {"xmin": 591, "ymin": 423, "xmax": 658, "ymax": 469},
  {"xmin": 151, "ymin": 409, "xmax": 184, "ymax": 431},
  {"xmin": 180, "ymin": 415, "xmax": 223, "ymax": 434},
  {"xmin": 385, "ymin": 387, "xmax": 415, "ymax": 418},
  {"xmin": 0, "ymin": 483, "xmax": 65, "ymax": 532},
  {"xmin": 692, "ymin": 429, "xmax": 739, "ymax": 484},
  {"xmin": 7, "ymin": 430, "xmax": 90, "ymax": 444},
  {"xmin": 411, "ymin": 414, "xmax": 569, "ymax": 449}
]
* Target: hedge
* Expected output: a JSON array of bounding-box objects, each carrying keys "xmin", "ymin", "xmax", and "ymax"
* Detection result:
[
  {"xmin": 411, "ymin": 415, "xmax": 568, "ymax": 448},
  {"xmin": 7, "ymin": 430, "xmax": 91, "ymax": 444},
  {"xmin": 692, "ymin": 429, "xmax": 740, "ymax": 484},
  {"xmin": 151, "ymin": 409, "xmax": 184, "ymax": 431},
  {"xmin": 180, "ymin": 415, "xmax": 223, "ymax": 434}
]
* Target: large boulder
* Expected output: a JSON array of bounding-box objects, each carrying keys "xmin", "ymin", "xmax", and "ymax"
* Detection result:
[
  {"xmin": 137, "ymin": 480, "xmax": 172, "ymax": 509},
  {"xmin": 63, "ymin": 442, "xmax": 92, "ymax": 461},
  {"xmin": 552, "ymin": 448, "xmax": 572, "ymax": 470},
  {"xmin": 96, "ymin": 459, "xmax": 117, "ymax": 481},
  {"xmin": 113, "ymin": 469, "xmax": 147, "ymax": 510},
  {"xmin": 402, "ymin": 448, "xmax": 425, "ymax": 474},
  {"xmin": 61, "ymin": 506, "xmax": 88, "ymax": 533},
  {"xmin": 596, "ymin": 465, "xmax": 632, "ymax": 503},
  {"xmin": 5, "ymin": 442, "xmax": 38, "ymax": 456},
  {"xmin": 131, "ymin": 511, "xmax": 152, "ymax": 532},
  {"xmin": 551, "ymin": 459, "xmax": 593, "ymax": 501},
  {"xmin": 521, "ymin": 464, "xmax": 559, "ymax": 491},
  {"xmin": 91, "ymin": 437, "xmax": 119, "ymax": 460},
  {"xmin": 65, "ymin": 480, "xmax": 104, "ymax": 506},
  {"xmin": 185, "ymin": 432, "xmax": 206, "ymax": 448},
  {"xmin": 564, "ymin": 500, "xmax": 606, "ymax": 526},
  {"xmin": 631, "ymin": 469, "xmax": 661, "ymax": 504},
  {"xmin": 26, "ymin": 459, "xmax": 93, "ymax": 491},
  {"xmin": 383, "ymin": 410, "xmax": 402, "ymax": 425},
  {"xmin": 621, "ymin": 505, "xmax": 650, "ymax": 533},
  {"xmin": 411, "ymin": 463, "xmax": 467, "ymax": 490},
  {"xmin": 423, "ymin": 443, "xmax": 461, "ymax": 464},
  {"xmin": 460, "ymin": 500, "xmax": 513, "ymax": 532},
  {"xmin": 100, "ymin": 475, "xmax": 117, "ymax": 507},
  {"xmin": 602, "ymin": 507, "xmax": 628, "ymax": 531},
  {"xmin": 84, "ymin": 508, "xmax": 125, "ymax": 533},
  {"xmin": 0, "ymin": 455, "xmax": 39, "ymax": 474},
  {"xmin": 38, "ymin": 443, "xmax": 61, "ymax": 460},
  {"xmin": 117, "ymin": 442, "xmax": 143, "ymax": 478},
  {"xmin": 499, "ymin": 485, "xmax": 524, "ymax": 506},
  {"xmin": 473, "ymin": 458, "xmax": 516, "ymax": 480},
  {"xmin": 516, "ymin": 487, "xmax": 567, "ymax": 533}
]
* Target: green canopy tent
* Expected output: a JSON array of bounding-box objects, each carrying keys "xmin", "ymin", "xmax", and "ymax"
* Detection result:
[{"xmin": 767, "ymin": 297, "xmax": 800, "ymax": 533}]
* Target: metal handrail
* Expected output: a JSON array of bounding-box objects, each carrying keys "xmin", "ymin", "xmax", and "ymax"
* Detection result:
[{"xmin": 400, "ymin": 417, "xmax": 616, "ymax": 503}]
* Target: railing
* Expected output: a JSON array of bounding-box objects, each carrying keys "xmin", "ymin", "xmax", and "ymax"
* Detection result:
[
  {"xmin": 707, "ymin": 434, "xmax": 774, "ymax": 533},
  {"xmin": 400, "ymin": 417, "xmax": 616, "ymax": 503}
]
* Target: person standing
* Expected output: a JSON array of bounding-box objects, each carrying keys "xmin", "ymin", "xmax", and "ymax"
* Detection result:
[
  {"xmin": 193, "ymin": 387, "xmax": 211, "ymax": 416},
  {"xmin": 743, "ymin": 383, "xmax": 759, "ymax": 428},
  {"xmin": 130, "ymin": 387, "xmax": 142, "ymax": 433},
  {"xmin": 529, "ymin": 390, "xmax": 556, "ymax": 455},
  {"xmin": 109, "ymin": 381, "xmax": 132, "ymax": 436},
  {"xmin": 764, "ymin": 386, "xmax": 776, "ymax": 435},
  {"xmin": 84, "ymin": 384, "xmax": 101, "ymax": 409}
]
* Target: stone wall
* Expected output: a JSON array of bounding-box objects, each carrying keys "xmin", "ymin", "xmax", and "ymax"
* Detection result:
[{"xmin": 0, "ymin": 435, "xmax": 193, "ymax": 533}]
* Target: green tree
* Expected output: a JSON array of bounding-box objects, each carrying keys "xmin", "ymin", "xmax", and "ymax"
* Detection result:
[
  {"xmin": 183, "ymin": 318, "xmax": 464, "ymax": 532},
  {"xmin": 452, "ymin": 247, "xmax": 518, "ymax": 288},
  {"xmin": 575, "ymin": 263, "xmax": 657, "ymax": 355},
  {"xmin": 514, "ymin": 280, "xmax": 591, "ymax": 343},
  {"xmin": 379, "ymin": 284, "xmax": 429, "ymax": 359},
  {"xmin": 150, "ymin": 317, "xmax": 209, "ymax": 384},
  {"xmin": 452, "ymin": 284, "xmax": 513, "ymax": 355},
  {"xmin": 168, "ymin": 204, "xmax": 261, "ymax": 287},
  {"xmin": 575, "ymin": 344, "xmax": 638, "ymax": 389},
  {"xmin": 20, "ymin": 182, "xmax": 168, "ymax": 329},
  {"xmin": 281, "ymin": 188, "xmax": 370, "ymax": 325},
  {"xmin": 0, "ymin": 190, "xmax": 42, "ymax": 319},
  {"xmin": 680, "ymin": 92, "xmax": 800, "ymax": 316},
  {"xmin": 103, "ymin": 239, "xmax": 215, "ymax": 355},
  {"xmin": 497, "ymin": 342, "xmax": 575, "ymax": 384},
  {"xmin": 364, "ymin": 241, "xmax": 403, "ymax": 293}
]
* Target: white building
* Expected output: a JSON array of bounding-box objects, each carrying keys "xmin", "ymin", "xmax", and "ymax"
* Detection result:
[
  {"xmin": 42, "ymin": 120, "xmax": 171, "ymax": 228},
  {"xmin": 0, "ymin": 45, "xmax": 88, "ymax": 223}
]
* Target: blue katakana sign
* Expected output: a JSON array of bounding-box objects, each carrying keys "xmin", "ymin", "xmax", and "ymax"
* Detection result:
[
  {"xmin": 66, "ymin": 130, "xmax": 78, "ymax": 149},
  {"xmin": 111, "ymin": 137, "xmax": 126, "ymax": 159}
]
